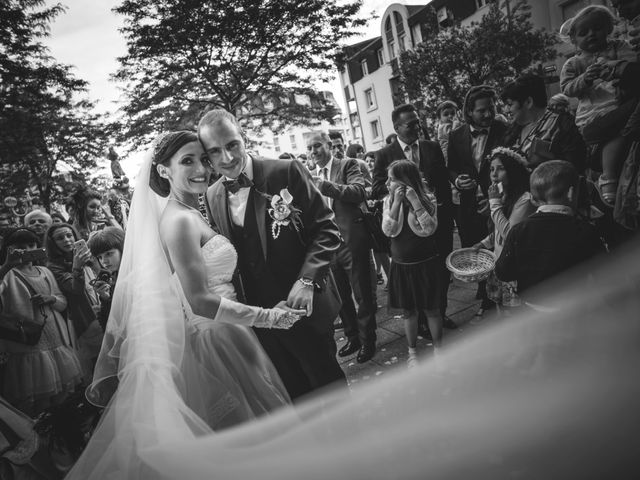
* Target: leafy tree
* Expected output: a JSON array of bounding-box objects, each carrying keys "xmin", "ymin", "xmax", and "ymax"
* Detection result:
[
  {"xmin": 0, "ymin": 0, "xmax": 110, "ymax": 210},
  {"xmin": 399, "ymin": 0, "xmax": 557, "ymax": 125},
  {"xmin": 113, "ymin": 0, "xmax": 367, "ymax": 150}
]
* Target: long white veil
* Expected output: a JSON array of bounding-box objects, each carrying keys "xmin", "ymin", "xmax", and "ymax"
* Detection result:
[{"xmin": 68, "ymin": 151, "xmax": 640, "ymax": 479}]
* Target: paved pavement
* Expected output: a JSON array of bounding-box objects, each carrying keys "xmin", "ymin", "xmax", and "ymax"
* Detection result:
[{"xmin": 333, "ymin": 247, "xmax": 499, "ymax": 389}]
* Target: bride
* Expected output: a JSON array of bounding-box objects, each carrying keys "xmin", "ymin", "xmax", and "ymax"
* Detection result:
[{"xmin": 66, "ymin": 131, "xmax": 304, "ymax": 478}]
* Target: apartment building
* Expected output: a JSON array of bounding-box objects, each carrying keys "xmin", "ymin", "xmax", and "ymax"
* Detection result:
[
  {"xmin": 259, "ymin": 90, "xmax": 351, "ymax": 158},
  {"xmin": 338, "ymin": 0, "xmax": 609, "ymax": 151}
]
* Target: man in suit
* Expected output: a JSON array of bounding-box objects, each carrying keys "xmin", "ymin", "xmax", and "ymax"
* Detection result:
[
  {"xmin": 447, "ymin": 85, "xmax": 508, "ymax": 317},
  {"xmin": 308, "ymin": 132, "xmax": 377, "ymax": 363},
  {"xmin": 372, "ymin": 103, "xmax": 456, "ymax": 330},
  {"xmin": 329, "ymin": 131, "xmax": 373, "ymax": 185},
  {"xmin": 198, "ymin": 110, "xmax": 346, "ymax": 400}
]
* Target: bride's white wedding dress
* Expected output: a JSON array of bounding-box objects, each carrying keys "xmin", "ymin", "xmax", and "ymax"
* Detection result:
[{"xmin": 176, "ymin": 233, "xmax": 289, "ymax": 430}]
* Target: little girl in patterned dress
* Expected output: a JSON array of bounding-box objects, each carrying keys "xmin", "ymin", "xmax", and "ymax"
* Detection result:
[
  {"xmin": 382, "ymin": 160, "xmax": 442, "ymax": 369},
  {"xmin": 0, "ymin": 228, "xmax": 82, "ymax": 416}
]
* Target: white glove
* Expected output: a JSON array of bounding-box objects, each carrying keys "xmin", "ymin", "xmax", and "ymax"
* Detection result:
[{"xmin": 213, "ymin": 297, "xmax": 301, "ymax": 329}]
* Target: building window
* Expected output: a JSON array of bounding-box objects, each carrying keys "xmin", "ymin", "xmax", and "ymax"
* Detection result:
[
  {"xmin": 364, "ymin": 88, "xmax": 376, "ymax": 110},
  {"xmin": 393, "ymin": 11, "xmax": 404, "ymax": 34},
  {"xmin": 412, "ymin": 24, "xmax": 422, "ymax": 45},
  {"xmin": 388, "ymin": 41, "xmax": 396, "ymax": 59},
  {"xmin": 377, "ymin": 48, "xmax": 384, "ymax": 66},
  {"xmin": 561, "ymin": 0, "xmax": 588, "ymax": 21},
  {"xmin": 341, "ymin": 68, "xmax": 349, "ymax": 86},
  {"xmin": 361, "ymin": 59, "xmax": 369, "ymax": 76},
  {"xmin": 399, "ymin": 33, "xmax": 407, "ymax": 52},
  {"xmin": 289, "ymin": 134, "xmax": 297, "ymax": 151},
  {"xmin": 370, "ymin": 120, "xmax": 381, "ymax": 140}
]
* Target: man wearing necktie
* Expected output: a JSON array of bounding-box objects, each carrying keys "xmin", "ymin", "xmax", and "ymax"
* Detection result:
[
  {"xmin": 308, "ymin": 132, "xmax": 377, "ymax": 363},
  {"xmin": 198, "ymin": 110, "xmax": 346, "ymax": 400},
  {"xmin": 372, "ymin": 103, "xmax": 456, "ymax": 331},
  {"xmin": 447, "ymin": 85, "xmax": 508, "ymax": 317}
]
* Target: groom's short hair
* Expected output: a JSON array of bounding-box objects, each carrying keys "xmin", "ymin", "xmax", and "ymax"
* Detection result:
[{"xmin": 198, "ymin": 109, "xmax": 243, "ymax": 135}]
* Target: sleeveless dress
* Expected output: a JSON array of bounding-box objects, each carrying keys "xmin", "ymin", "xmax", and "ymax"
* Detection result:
[{"xmin": 176, "ymin": 234, "xmax": 290, "ymax": 430}]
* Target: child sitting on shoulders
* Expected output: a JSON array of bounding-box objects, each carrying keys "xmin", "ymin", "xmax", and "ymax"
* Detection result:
[
  {"xmin": 495, "ymin": 160, "xmax": 606, "ymax": 309},
  {"xmin": 560, "ymin": 5, "xmax": 639, "ymax": 206},
  {"xmin": 381, "ymin": 160, "xmax": 441, "ymax": 369},
  {"xmin": 87, "ymin": 227, "xmax": 125, "ymax": 332},
  {"xmin": 435, "ymin": 100, "xmax": 462, "ymax": 161}
]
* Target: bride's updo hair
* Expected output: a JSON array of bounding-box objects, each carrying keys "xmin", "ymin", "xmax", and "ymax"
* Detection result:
[{"xmin": 149, "ymin": 130, "xmax": 199, "ymax": 197}]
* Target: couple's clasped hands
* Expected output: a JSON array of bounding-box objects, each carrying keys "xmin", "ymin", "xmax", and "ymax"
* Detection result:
[{"xmin": 267, "ymin": 282, "xmax": 313, "ymax": 329}]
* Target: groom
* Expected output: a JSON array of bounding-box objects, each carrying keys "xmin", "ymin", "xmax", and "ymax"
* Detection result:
[{"xmin": 198, "ymin": 109, "xmax": 347, "ymax": 400}]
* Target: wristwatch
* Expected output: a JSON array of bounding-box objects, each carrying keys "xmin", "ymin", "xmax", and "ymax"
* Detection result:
[{"xmin": 297, "ymin": 277, "xmax": 315, "ymax": 288}]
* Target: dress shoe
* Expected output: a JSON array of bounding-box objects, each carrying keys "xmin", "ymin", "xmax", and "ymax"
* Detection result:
[
  {"xmin": 356, "ymin": 344, "xmax": 376, "ymax": 363},
  {"xmin": 338, "ymin": 340, "xmax": 361, "ymax": 357},
  {"xmin": 442, "ymin": 315, "xmax": 458, "ymax": 330},
  {"xmin": 418, "ymin": 322, "xmax": 432, "ymax": 340}
]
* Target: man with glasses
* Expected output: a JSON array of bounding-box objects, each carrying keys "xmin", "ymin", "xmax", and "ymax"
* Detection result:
[{"xmin": 372, "ymin": 103, "xmax": 457, "ymax": 333}]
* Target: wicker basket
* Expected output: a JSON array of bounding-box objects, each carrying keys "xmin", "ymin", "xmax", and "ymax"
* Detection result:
[{"xmin": 446, "ymin": 248, "xmax": 496, "ymax": 283}]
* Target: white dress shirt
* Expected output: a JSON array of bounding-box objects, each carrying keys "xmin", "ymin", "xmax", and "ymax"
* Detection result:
[
  {"xmin": 226, "ymin": 155, "xmax": 254, "ymax": 227},
  {"xmin": 470, "ymin": 125, "xmax": 489, "ymax": 171},
  {"xmin": 397, "ymin": 138, "xmax": 419, "ymax": 165},
  {"xmin": 313, "ymin": 157, "xmax": 334, "ymax": 208}
]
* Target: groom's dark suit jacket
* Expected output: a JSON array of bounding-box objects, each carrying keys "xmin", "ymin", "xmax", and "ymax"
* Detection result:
[{"xmin": 206, "ymin": 157, "xmax": 346, "ymax": 400}]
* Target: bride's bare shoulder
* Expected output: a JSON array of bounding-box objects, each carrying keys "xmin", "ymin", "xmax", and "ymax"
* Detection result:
[{"xmin": 158, "ymin": 204, "xmax": 201, "ymax": 244}]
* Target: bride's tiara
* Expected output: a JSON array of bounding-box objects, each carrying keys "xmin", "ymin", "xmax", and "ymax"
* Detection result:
[{"xmin": 151, "ymin": 132, "xmax": 178, "ymax": 165}]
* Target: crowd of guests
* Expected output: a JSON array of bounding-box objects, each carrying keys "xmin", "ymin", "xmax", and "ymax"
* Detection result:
[
  {"xmin": 293, "ymin": 3, "xmax": 639, "ymax": 371},
  {"xmin": 0, "ymin": 185, "xmax": 129, "ymax": 416}
]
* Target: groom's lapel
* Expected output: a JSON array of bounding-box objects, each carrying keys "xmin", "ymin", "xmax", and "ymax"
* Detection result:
[
  {"xmin": 251, "ymin": 158, "xmax": 268, "ymax": 261},
  {"xmin": 211, "ymin": 181, "xmax": 232, "ymax": 240}
]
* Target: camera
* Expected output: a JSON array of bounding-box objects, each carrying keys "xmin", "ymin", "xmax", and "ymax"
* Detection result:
[
  {"xmin": 96, "ymin": 270, "xmax": 112, "ymax": 283},
  {"xmin": 19, "ymin": 248, "xmax": 48, "ymax": 264},
  {"xmin": 90, "ymin": 269, "xmax": 112, "ymax": 287}
]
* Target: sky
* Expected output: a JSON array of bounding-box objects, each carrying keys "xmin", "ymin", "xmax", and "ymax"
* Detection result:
[
  {"xmin": 43, "ymin": 0, "xmax": 399, "ymax": 178},
  {"xmin": 45, "ymin": 0, "xmax": 393, "ymax": 113}
]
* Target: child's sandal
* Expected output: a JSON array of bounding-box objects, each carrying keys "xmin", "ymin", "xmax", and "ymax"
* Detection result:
[{"xmin": 596, "ymin": 175, "xmax": 618, "ymax": 207}]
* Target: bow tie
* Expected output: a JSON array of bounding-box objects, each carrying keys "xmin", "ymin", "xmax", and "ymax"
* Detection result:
[
  {"xmin": 471, "ymin": 128, "xmax": 489, "ymax": 138},
  {"xmin": 223, "ymin": 173, "xmax": 253, "ymax": 194}
]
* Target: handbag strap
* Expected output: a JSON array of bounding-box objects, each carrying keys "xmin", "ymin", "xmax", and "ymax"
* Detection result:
[
  {"xmin": 11, "ymin": 268, "xmax": 38, "ymax": 297},
  {"xmin": 9, "ymin": 268, "xmax": 41, "ymax": 323},
  {"xmin": 520, "ymin": 110, "xmax": 553, "ymax": 146},
  {"xmin": 12, "ymin": 268, "xmax": 70, "ymax": 345}
]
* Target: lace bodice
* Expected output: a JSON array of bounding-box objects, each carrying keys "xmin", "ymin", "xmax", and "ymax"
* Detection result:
[{"xmin": 201, "ymin": 235, "xmax": 238, "ymax": 301}]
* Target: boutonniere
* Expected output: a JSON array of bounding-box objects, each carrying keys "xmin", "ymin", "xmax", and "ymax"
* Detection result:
[{"xmin": 267, "ymin": 188, "xmax": 303, "ymax": 239}]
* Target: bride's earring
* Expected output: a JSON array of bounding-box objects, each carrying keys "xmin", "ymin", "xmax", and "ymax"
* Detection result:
[{"xmin": 158, "ymin": 166, "xmax": 169, "ymax": 179}]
